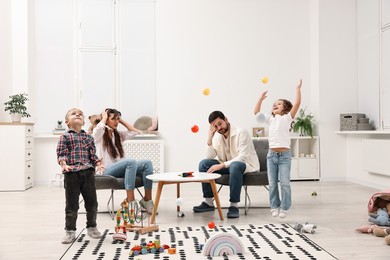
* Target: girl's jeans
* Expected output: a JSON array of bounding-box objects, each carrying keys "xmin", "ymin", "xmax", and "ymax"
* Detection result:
[
  {"xmin": 104, "ymin": 158, "xmax": 153, "ymax": 190},
  {"xmin": 267, "ymin": 150, "xmax": 292, "ymax": 211}
]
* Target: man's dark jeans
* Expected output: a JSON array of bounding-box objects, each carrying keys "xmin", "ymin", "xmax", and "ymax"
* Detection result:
[
  {"xmin": 64, "ymin": 168, "xmax": 98, "ymax": 231},
  {"xmin": 198, "ymin": 159, "xmax": 246, "ymax": 203}
]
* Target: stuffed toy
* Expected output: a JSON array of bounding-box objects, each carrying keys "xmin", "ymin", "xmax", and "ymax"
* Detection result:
[
  {"xmin": 294, "ymin": 222, "xmax": 317, "ymax": 234},
  {"xmin": 88, "ymin": 114, "xmax": 102, "ymax": 134},
  {"xmin": 355, "ymin": 224, "xmax": 377, "ymax": 233},
  {"xmin": 356, "ymin": 225, "xmax": 390, "ymax": 246},
  {"xmin": 368, "ymin": 208, "xmax": 390, "ymax": 226}
]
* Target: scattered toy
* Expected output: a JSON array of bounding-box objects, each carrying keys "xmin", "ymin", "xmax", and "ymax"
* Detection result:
[
  {"xmin": 203, "ymin": 233, "xmax": 245, "ymax": 256},
  {"xmin": 356, "ymin": 225, "xmax": 390, "ymax": 245},
  {"xmin": 178, "ymin": 172, "xmax": 194, "ymax": 177},
  {"xmin": 294, "ymin": 222, "xmax": 317, "ymax": 234},
  {"xmin": 208, "ymin": 221, "xmax": 215, "ymax": 229},
  {"xmin": 168, "ymin": 248, "xmax": 176, "ymax": 254},
  {"xmin": 129, "ymin": 240, "xmax": 165, "ymax": 256},
  {"xmin": 368, "ymin": 208, "xmax": 390, "ymax": 226}
]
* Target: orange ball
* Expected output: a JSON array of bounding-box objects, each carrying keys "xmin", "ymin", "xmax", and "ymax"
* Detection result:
[
  {"xmin": 261, "ymin": 77, "xmax": 269, "ymax": 84},
  {"xmin": 191, "ymin": 125, "xmax": 199, "ymax": 133},
  {"xmin": 202, "ymin": 88, "xmax": 210, "ymax": 96},
  {"xmin": 208, "ymin": 221, "xmax": 215, "ymax": 229}
]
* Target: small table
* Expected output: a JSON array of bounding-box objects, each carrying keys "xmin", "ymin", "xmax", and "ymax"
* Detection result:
[{"xmin": 146, "ymin": 172, "xmax": 223, "ymax": 223}]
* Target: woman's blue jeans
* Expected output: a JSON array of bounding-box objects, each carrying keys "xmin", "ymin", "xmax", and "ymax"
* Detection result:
[
  {"xmin": 267, "ymin": 150, "xmax": 292, "ymax": 211},
  {"xmin": 104, "ymin": 158, "xmax": 153, "ymax": 190},
  {"xmin": 198, "ymin": 159, "xmax": 246, "ymax": 203}
]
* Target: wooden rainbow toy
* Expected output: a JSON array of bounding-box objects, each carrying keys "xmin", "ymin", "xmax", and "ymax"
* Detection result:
[{"xmin": 202, "ymin": 233, "xmax": 245, "ymax": 256}]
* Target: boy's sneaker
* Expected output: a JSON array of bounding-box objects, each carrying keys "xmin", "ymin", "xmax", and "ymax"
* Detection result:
[
  {"xmin": 279, "ymin": 210, "xmax": 288, "ymax": 218},
  {"xmin": 140, "ymin": 199, "xmax": 154, "ymax": 214},
  {"xmin": 87, "ymin": 227, "xmax": 102, "ymax": 239},
  {"xmin": 271, "ymin": 208, "xmax": 279, "ymax": 217},
  {"xmin": 62, "ymin": 230, "xmax": 76, "ymax": 244}
]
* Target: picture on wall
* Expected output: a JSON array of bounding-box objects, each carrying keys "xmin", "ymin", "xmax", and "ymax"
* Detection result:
[{"xmin": 253, "ymin": 127, "xmax": 265, "ymax": 137}]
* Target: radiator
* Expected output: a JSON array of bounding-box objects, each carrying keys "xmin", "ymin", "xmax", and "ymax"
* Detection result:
[
  {"xmin": 123, "ymin": 139, "xmax": 164, "ymax": 174},
  {"xmin": 362, "ymin": 139, "xmax": 390, "ymax": 176}
]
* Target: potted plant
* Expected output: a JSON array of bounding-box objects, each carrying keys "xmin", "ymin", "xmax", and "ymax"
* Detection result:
[
  {"xmin": 293, "ymin": 108, "xmax": 315, "ymax": 137},
  {"xmin": 4, "ymin": 93, "xmax": 31, "ymax": 122}
]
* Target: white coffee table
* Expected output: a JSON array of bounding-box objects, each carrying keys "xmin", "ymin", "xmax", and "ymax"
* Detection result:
[{"xmin": 146, "ymin": 172, "xmax": 223, "ymax": 223}]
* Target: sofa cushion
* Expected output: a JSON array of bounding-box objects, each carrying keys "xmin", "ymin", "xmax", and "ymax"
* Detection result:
[
  {"xmin": 215, "ymin": 139, "xmax": 269, "ymax": 187},
  {"xmin": 95, "ymin": 175, "xmax": 143, "ymax": 190}
]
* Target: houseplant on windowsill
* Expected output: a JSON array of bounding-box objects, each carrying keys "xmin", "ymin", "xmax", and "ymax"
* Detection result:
[
  {"xmin": 292, "ymin": 108, "xmax": 315, "ymax": 137},
  {"xmin": 4, "ymin": 93, "xmax": 31, "ymax": 123}
]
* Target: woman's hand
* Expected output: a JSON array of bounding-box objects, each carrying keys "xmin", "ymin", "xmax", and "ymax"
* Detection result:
[{"xmin": 101, "ymin": 109, "xmax": 108, "ymax": 123}]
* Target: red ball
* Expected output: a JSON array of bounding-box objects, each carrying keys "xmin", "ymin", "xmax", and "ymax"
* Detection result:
[
  {"xmin": 208, "ymin": 221, "xmax": 215, "ymax": 229},
  {"xmin": 191, "ymin": 125, "xmax": 199, "ymax": 133}
]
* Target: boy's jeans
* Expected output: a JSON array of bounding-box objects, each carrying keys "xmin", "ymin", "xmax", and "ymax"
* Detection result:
[{"xmin": 64, "ymin": 168, "xmax": 97, "ymax": 231}]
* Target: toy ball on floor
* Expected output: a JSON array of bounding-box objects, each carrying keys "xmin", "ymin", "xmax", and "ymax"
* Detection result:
[
  {"xmin": 311, "ymin": 191, "xmax": 317, "ymax": 196},
  {"xmin": 176, "ymin": 198, "xmax": 184, "ymax": 206},
  {"xmin": 208, "ymin": 221, "xmax": 215, "ymax": 229},
  {"xmin": 202, "ymin": 88, "xmax": 211, "ymax": 96},
  {"xmin": 261, "ymin": 77, "xmax": 269, "ymax": 84},
  {"xmin": 191, "ymin": 125, "xmax": 199, "ymax": 133}
]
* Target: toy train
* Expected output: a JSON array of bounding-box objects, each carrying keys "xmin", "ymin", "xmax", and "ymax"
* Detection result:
[{"xmin": 129, "ymin": 240, "xmax": 170, "ymax": 256}]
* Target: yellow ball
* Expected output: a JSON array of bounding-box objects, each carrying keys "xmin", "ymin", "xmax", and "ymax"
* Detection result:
[
  {"xmin": 261, "ymin": 77, "xmax": 269, "ymax": 84},
  {"xmin": 202, "ymin": 88, "xmax": 210, "ymax": 96}
]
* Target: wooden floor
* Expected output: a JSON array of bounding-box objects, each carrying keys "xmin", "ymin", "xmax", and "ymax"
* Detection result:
[{"xmin": 0, "ymin": 181, "xmax": 388, "ymax": 259}]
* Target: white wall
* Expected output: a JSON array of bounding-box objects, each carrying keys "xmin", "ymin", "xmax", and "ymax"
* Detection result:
[
  {"xmin": 0, "ymin": 0, "xmax": 13, "ymax": 122},
  {"xmin": 32, "ymin": 0, "xmax": 75, "ymax": 133},
  {"xmin": 156, "ymin": 0, "xmax": 314, "ymax": 172},
  {"xmin": 317, "ymin": 0, "xmax": 358, "ymax": 181},
  {"xmin": 357, "ymin": 0, "xmax": 380, "ymax": 129},
  {"xmin": 6, "ymin": 0, "xmax": 388, "ymax": 188}
]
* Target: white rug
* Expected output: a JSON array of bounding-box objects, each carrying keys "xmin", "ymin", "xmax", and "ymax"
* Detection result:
[{"xmin": 61, "ymin": 224, "xmax": 337, "ymax": 260}]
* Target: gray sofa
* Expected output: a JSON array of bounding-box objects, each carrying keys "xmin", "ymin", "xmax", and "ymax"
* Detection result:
[
  {"xmin": 215, "ymin": 139, "xmax": 269, "ymax": 214},
  {"xmin": 95, "ymin": 174, "xmax": 143, "ymax": 219},
  {"xmin": 95, "ymin": 139, "xmax": 269, "ymax": 218}
]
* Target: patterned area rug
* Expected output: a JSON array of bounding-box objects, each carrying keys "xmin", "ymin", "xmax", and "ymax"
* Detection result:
[{"xmin": 61, "ymin": 224, "xmax": 337, "ymax": 260}]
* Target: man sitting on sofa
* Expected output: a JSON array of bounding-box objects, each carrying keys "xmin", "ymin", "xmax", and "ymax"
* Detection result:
[{"xmin": 193, "ymin": 110, "xmax": 260, "ymax": 218}]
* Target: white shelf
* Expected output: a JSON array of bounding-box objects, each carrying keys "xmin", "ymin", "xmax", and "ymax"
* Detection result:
[
  {"xmin": 335, "ymin": 131, "xmax": 390, "ymax": 135},
  {"xmin": 34, "ymin": 133, "xmax": 61, "ymax": 139}
]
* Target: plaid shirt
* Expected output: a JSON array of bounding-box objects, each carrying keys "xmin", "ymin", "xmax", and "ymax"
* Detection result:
[{"xmin": 56, "ymin": 129, "xmax": 99, "ymax": 173}]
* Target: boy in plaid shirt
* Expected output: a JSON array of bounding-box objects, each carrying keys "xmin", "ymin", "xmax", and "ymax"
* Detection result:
[{"xmin": 57, "ymin": 108, "xmax": 104, "ymax": 244}]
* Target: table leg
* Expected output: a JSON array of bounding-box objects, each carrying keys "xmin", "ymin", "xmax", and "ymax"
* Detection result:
[
  {"xmin": 209, "ymin": 180, "xmax": 224, "ymax": 221},
  {"xmin": 151, "ymin": 181, "xmax": 164, "ymax": 224},
  {"xmin": 176, "ymin": 183, "xmax": 180, "ymax": 212}
]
